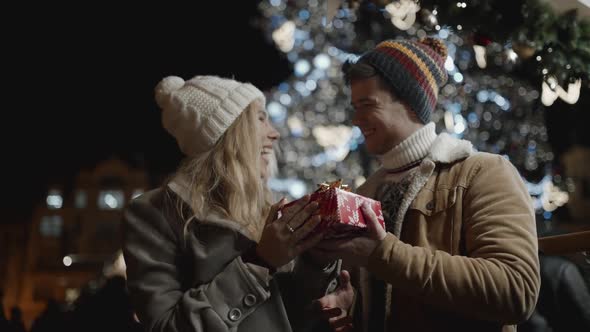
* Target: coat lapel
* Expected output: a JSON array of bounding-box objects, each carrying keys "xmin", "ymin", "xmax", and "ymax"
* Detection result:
[{"xmin": 387, "ymin": 133, "xmax": 474, "ymax": 237}]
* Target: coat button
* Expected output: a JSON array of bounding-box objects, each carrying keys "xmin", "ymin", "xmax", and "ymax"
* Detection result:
[
  {"xmin": 228, "ymin": 308, "xmax": 242, "ymax": 321},
  {"xmin": 426, "ymin": 200, "xmax": 435, "ymax": 210},
  {"xmin": 243, "ymin": 294, "xmax": 257, "ymax": 307}
]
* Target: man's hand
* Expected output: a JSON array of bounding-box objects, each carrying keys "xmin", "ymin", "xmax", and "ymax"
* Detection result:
[
  {"xmin": 314, "ymin": 270, "xmax": 355, "ymax": 332},
  {"xmin": 311, "ymin": 203, "xmax": 387, "ymax": 267}
]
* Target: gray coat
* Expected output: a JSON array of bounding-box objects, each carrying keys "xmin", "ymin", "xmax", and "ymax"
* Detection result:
[{"xmin": 122, "ymin": 184, "xmax": 339, "ymax": 332}]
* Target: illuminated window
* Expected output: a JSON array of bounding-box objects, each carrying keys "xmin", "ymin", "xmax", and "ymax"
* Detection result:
[
  {"xmin": 40, "ymin": 215, "xmax": 63, "ymax": 237},
  {"xmin": 98, "ymin": 190, "xmax": 124, "ymax": 210},
  {"xmin": 46, "ymin": 189, "xmax": 63, "ymax": 209},
  {"xmin": 75, "ymin": 190, "xmax": 87, "ymax": 208}
]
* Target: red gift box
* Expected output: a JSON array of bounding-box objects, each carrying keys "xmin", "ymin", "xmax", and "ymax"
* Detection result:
[{"xmin": 281, "ymin": 180, "xmax": 385, "ymax": 238}]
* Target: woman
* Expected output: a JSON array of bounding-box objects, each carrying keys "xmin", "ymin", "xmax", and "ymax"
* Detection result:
[{"xmin": 122, "ymin": 75, "xmax": 353, "ymax": 332}]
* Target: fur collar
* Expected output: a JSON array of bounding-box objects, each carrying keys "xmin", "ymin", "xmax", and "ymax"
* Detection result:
[{"xmin": 428, "ymin": 132, "xmax": 474, "ymax": 164}]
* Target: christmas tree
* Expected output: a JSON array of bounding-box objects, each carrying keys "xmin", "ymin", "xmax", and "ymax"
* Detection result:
[{"xmin": 257, "ymin": 0, "xmax": 589, "ymax": 224}]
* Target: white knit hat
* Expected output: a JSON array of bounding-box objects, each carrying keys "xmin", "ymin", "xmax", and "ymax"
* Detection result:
[{"xmin": 154, "ymin": 75, "xmax": 265, "ymax": 156}]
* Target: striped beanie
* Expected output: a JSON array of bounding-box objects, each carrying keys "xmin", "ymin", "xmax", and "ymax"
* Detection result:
[
  {"xmin": 357, "ymin": 38, "xmax": 448, "ymax": 123},
  {"xmin": 155, "ymin": 75, "xmax": 265, "ymax": 156}
]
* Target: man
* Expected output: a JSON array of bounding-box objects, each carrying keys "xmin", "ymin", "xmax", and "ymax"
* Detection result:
[{"xmin": 314, "ymin": 38, "xmax": 540, "ymax": 332}]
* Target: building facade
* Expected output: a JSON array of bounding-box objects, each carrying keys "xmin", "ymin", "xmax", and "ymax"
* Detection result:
[{"xmin": 4, "ymin": 158, "xmax": 150, "ymax": 327}]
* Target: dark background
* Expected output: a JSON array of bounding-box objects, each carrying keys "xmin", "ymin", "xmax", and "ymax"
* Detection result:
[{"xmin": 1, "ymin": 1, "xmax": 291, "ymax": 219}]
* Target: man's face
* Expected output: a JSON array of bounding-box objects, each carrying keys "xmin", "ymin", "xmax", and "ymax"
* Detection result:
[{"xmin": 351, "ymin": 76, "xmax": 423, "ymax": 155}]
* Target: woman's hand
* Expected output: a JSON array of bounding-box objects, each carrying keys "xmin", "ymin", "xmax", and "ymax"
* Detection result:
[{"xmin": 256, "ymin": 196, "xmax": 325, "ymax": 268}]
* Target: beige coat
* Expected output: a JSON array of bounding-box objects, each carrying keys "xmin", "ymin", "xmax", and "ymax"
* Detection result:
[
  {"xmin": 350, "ymin": 133, "xmax": 540, "ymax": 332},
  {"xmin": 123, "ymin": 184, "xmax": 339, "ymax": 332}
]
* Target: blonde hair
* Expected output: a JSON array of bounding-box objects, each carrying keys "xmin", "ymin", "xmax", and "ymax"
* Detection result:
[{"xmin": 174, "ymin": 100, "xmax": 274, "ymax": 241}]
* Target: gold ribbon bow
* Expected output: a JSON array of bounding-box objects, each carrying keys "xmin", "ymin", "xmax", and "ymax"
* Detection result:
[{"xmin": 317, "ymin": 179, "xmax": 351, "ymax": 192}]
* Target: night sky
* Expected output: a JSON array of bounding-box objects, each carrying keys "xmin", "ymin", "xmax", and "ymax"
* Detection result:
[{"xmin": 2, "ymin": 1, "xmax": 290, "ymax": 220}]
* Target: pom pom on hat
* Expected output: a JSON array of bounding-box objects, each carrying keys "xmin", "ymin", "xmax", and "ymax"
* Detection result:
[
  {"xmin": 155, "ymin": 76, "xmax": 185, "ymax": 109},
  {"xmin": 418, "ymin": 37, "xmax": 448, "ymax": 58}
]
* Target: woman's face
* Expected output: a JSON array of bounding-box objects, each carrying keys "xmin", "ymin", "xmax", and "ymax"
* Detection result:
[{"xmin": 257, "ymin": 108, "xmax": 280, "ymax": 180}]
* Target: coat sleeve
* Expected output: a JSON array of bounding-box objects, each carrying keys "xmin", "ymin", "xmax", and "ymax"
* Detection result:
[
  {"xmin": 122, "ymin": 197, "xmax": 272, "ymax": 332},
  {"xmin": 367, "ymin": 154, "xmax": 540, "ymax": 324}
]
